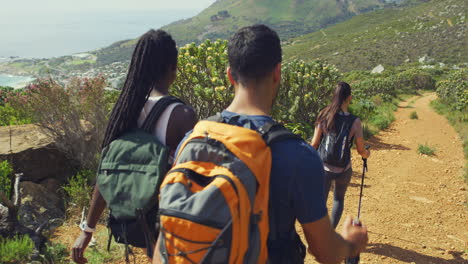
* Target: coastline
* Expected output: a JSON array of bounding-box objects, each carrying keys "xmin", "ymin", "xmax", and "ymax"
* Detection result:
[{"xmin": 0, "ymin": 73, "xmax": 35, "ymax": 89}]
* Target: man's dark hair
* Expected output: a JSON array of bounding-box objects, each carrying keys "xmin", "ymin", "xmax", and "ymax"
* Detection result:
[
  {"xmin": 228, "ymin": 24, "xmax": 282, "ymax": 85},
  {"xmin": 102, "ymin": 29, "xmax": 177, "ymax": 148}
]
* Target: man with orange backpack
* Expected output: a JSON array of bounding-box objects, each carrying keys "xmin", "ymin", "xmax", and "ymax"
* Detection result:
[{"xmin": 153, "ymin": 24, "xmax": 368, "ymax": 264}]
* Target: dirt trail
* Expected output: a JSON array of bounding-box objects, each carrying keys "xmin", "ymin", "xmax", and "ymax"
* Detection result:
[
  {"xmin": 52, "ymin": 93, "xmax": 467, "ymax": 263},
  {"xmin": 303, "ymin": 92, "xmax": 467, "ymax": 263}
]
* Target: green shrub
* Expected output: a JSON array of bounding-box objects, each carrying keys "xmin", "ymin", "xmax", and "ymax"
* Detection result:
[
  {"xmin": 0, "ymin": 160, "xmax": 13, "ymax": 199},
  {"xmin": 0, "ymin": 86, "xmax": 14, "ymax": 105},
  {"xmin": 9, "ymin": 77, "xmax": 112, "ymax": 170},
  {"xmin": 436, "ymin": 68, "xmax": 467, "ymax": 112},
  {"xmin": 275, "ymin": 60, "xmax": 341, "ymax": 138},
  {"xmin": 63, "ymin": 170, "xmax": 94, "ymax": 216},
  {"xmin": 349, "ymin": 99, "xmax": 376, "ymax": 122},
  {"xmin": 172, "ymin": 40, "xmax": 233, "ymax": 119},
  {"xmin": 394, "ymin": 68, "xmax": 436, "ymax": 92},
  {"xmin": 372, "ymin": 115, "xmax": 393, "ymax": 130},
  {"xmin": 0, "ymin": 103, "xmax": 32, "ymax": 126},
  {"xmin": 410, "ymin": 111, "xmax": 419, "ymax": 120},
  {"xmin": 353, "ymin": 77, "xmax": 395, "ymax": 102},
  {"xmin": 172, "ymin": 40, "xmax": 341, "ymax": 138},
  {"xmin": 0, "ymin": 235, "xmax": 34, "ymax": 263},
  {"xmin": 43, "ymin": 242, "xmax": 68, "ymax": 263},
  {"xmin": 83, "ymin": 228, "xmax": 125, "ymax": 263},
  {"xmin": 418, "ymin": 144, "xmax": 435, "ymax": 156}
]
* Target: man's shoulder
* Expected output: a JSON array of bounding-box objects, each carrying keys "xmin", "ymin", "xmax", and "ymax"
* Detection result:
[{"xmin": 270, "ymin": 137, "xmax": 323, "ymax": 168}]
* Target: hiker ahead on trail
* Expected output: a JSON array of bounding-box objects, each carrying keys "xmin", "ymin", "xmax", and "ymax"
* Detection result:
[
  {"xmin": 153, "ymin": 25, "xmax": 368, "ymax": 264},
  {"xmin": 311, "ymin": 82, "xmax": 371, "ymax": 229},
  {"xmin": 71, "ymin": 29, "xmax": 197, "ymax": 264}
]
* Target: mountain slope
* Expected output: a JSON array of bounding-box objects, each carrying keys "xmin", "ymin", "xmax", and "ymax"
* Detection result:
[
  {"xmin": 95, "ymin": 0, "xmax": 410, "ymax": 65},
  {"xmin": 163, "ymin": 0, "xmax": 399, "ymax": 43},
  {"xmin": 284, "ymin": 0, "xmax": 467, "ymax": 71}
]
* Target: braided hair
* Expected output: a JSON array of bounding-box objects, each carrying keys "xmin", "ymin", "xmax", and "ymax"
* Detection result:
[{"xmin": 102, "ymin": 29, "xmax": 178, "ymax": 148}]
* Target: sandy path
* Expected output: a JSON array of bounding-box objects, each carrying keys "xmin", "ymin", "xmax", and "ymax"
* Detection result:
[{"xmin": 303, "ymin": 92, "xmax": 467, "ymax": 263}]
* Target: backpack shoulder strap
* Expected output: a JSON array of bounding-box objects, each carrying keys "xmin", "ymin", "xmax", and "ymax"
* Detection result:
[
  {"xmin": 345, "ymin": 114, "xmax": 358, "ymax": 130},
  {"xmin": 205, "ymin": 113, "xmax": 224, "ymax": 122},
  {"xmin": 258, "ymin": 122, "xmax": 302, "ymax": 145},
  {"xmin": 206, "ymin": 113, "xmax": 301, "ymax": 144},
  {"xmin": 141, "ymin": 96, "xmax": 185, "ymax": 133}
]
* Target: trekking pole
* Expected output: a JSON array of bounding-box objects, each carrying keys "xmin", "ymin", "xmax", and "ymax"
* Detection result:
[{"xmin": 345, "ymin": 145, "xmax": 370, "ymax": 264}]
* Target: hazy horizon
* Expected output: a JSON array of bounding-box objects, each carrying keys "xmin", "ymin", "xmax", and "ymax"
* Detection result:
[{"xmin": 0, "ymin": 0, "xmax": 217, "ymax": 58}]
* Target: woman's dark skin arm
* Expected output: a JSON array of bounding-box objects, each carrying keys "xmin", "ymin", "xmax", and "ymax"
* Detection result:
[
  {"xmin": 71, "ymin": 186, "xmax": 107, "ymax": 264},
  {"xmin": 165, "ymin": 104, "xmax": 197, "ymax": 151}
]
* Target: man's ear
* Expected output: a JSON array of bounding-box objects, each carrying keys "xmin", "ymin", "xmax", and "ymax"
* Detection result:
[
  {"xmin": 227, "ymin": 67, "xmax": 237, "ymax": 86},
  {"xmin": 273, "ymin": 63, "xmax": 281, "ymax": 84}
]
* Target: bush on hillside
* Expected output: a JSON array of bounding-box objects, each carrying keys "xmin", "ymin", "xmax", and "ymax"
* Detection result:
[
  {"xmin": 275, "ymin": 60, "xmax": 341, "ymax": 137},
  {"xmin": 172, "ymin": 40, "xmax": 341, "ymax": 138},
  {"xmin": 0, "ymin": 235, "xmax": 34, "ymax": 264},
  {"xmin": 393, "ymin": 68, "xmax": 436, "ymax": 91},
  {"xmin": 8, "ymin": 77, "xmax": 113, "ymax": 170},
  {"xmin": 436, "ymin": 68, "xmax": 467, "ymax": 112},
  {"xmin": 172, "ymin": 40, "xmax": 233, "ymax": 119},
  {"xmin": 353, "ymin": 77, "xmax": 395, "ymax": 102},
  {"xmin": 0, "ymin": 160, "xmax": 13, "ymax": 199},
  {"xmin": 63, "ymin": 170, "xmax": 94, "ymax": 218},
  {"xmin": 410, "ymin": 111, "xmax": 419, "ymax": 120},
  {"xmin": 0, "ymin": 86, "xmax": 14, "ymax": 106}
]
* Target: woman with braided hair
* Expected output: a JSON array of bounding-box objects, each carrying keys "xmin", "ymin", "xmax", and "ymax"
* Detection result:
[{"xmin": 71, "ymin": 29, "xmax": 196, "ymax": 264}]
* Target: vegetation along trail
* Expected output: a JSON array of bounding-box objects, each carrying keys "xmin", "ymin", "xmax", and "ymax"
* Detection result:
[{"xmin": 302, "ymin": 92, "xmax": 467, "ymax": 263}]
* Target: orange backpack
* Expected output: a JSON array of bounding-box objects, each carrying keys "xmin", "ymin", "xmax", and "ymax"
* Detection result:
[{"xmin": 157, "ymin": 115, "xmax": 299, "ymax": 263}]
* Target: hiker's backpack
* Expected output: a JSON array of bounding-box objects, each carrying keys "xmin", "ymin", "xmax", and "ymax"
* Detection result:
[
  {"xmin": 157, "ymin": 114, "xmax": 300, "ymax": 264},
  {"xmin": 96, "ymin": 96, "xmax": 183, "ymax": 258},
  {"xmin": 318, "ymin": 113, "xmax": 357, "ymax": 168}
]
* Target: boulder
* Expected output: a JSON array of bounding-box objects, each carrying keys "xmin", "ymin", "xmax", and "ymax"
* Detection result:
[
  {"xmin": 0, "ymin": 203, "xmax": 15, "ymax": 237},
  {"xmin": 0, "ymin": 125, "xmax": 77, "ymax": 184},
  {"xmin": 371, "ymin": 64, "xmax": 385, "ymax": 74},
  {"xmin": 18, "ymin": 181, "xmax": 65, "ymax": 231}
]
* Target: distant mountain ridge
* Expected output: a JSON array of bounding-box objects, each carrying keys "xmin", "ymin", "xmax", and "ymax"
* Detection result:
[
  {"xmin": 94, "ymin": 0, "xmax": 413, "ymax": 65},
  {"xmin": 284, "ymin": 0, "xmax": 467, "ymax": 71}
]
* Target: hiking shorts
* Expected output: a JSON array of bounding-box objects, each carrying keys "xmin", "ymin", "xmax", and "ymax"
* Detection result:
[{"xmin": 324, "ymin": 168, "xmax": 353, "ymax": 185}]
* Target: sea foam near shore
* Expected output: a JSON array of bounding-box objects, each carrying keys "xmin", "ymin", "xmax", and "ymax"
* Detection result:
[{"xmin": 0, "ymin": 74, "xmax": 35, "ymax": 89}]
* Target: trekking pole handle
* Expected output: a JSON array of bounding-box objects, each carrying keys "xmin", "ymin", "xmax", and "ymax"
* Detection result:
[
  {"xmin": 352, "ymin": 218, "xmax": 362, "ymax": 226},
  {"xmin": 362, "ymin": 145, "xmax": 370, "ymax": 171}
]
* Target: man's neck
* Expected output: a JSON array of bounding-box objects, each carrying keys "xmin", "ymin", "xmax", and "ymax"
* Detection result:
[{"xmin": 226, "ymin": 84, "xmax": 272, "ymax": 116}]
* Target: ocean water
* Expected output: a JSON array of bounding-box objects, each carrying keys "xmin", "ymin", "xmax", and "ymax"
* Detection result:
[
  {"xmin": 0, "ymin": 9, "xmax": 199, "ymax": 59},
  {"xmin": 0, "ymin": 74, "xmax": 35, "ymax": 88}
]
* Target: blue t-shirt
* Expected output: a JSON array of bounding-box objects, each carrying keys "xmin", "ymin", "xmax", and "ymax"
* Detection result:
[{"xmin": 176, "ymin": 110, "xmax": 327, "ymax": 261}]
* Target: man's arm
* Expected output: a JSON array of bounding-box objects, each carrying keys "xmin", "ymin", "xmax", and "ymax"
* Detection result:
[
  {"xmin": 290, "ymin": 142, "xmax": 368, "ymax": 263},
  {"xmin": 71, "ymin": 186, "xmax": 107, "ymax": 264},
  {"xmin": 302, "ymin": 215, "xmax": 368, "ymax": 264}
]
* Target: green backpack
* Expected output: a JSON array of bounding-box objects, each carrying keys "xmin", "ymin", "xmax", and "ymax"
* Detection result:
[{"xmin": 96, "ymin": 96, "xmax": 183, "ymax": 259}]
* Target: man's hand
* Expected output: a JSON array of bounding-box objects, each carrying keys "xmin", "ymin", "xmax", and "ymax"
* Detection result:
[
  {"xmin": 341, "ymin": 216, "xmax": 368, "ymax": 257},
  {"xmin": 71, "ymin": 231, "xmax": 93, "ymax": 264}
]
